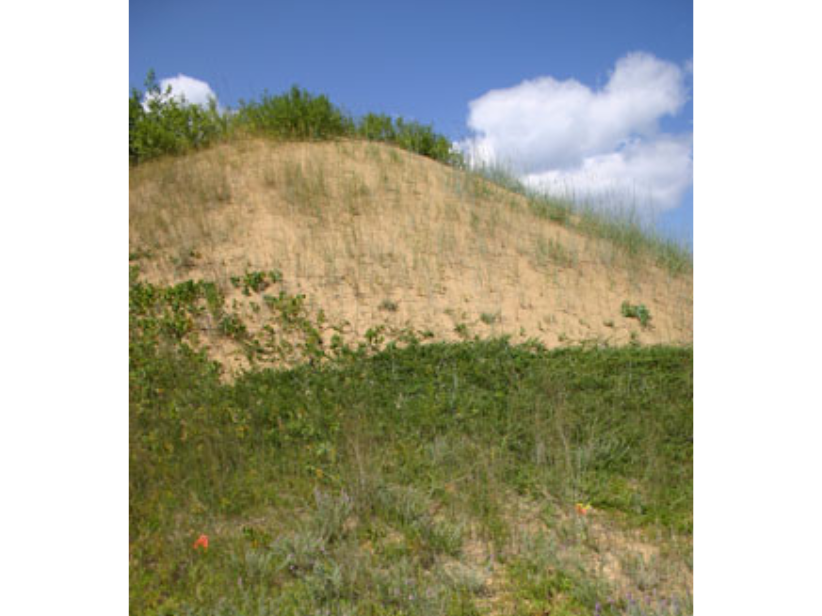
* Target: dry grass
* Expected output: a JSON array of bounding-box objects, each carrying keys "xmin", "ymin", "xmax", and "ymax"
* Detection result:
[{"xmin": 470, "ymin": 494, "xmax": 693, "ymax": 614}]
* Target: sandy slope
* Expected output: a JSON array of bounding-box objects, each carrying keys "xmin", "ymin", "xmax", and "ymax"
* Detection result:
[{"xmin": 130, "ymin": 139, "xmax": 691, "ymax": 365}]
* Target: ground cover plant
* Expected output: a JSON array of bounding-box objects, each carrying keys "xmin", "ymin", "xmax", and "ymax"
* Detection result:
[
  {"xmin": 621, "ymin": 302, "xmax": 652, "ymax": 329},
  {"xmin": 130, "ymin": 271, "xmax": 692, "ymax": 616}
]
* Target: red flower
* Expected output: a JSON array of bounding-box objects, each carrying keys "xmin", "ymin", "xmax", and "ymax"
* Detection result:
[
  {"xmin": 193, "ymin": 534, "xmax": 209, "ymax": 550},
  {"xmin": 575, "ymin": 503, "xmax": 591, "ymax": 515}
]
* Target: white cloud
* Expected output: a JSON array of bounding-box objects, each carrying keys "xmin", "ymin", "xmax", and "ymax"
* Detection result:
[
  {"xmin": 459, "ymin": 52, "xmax": 692, "ymax": 213},
  {"xmin": 525, "ymin": 135, "xmax": 693, "ymax": 211},
  {"xmin": 143, "ymin": 74, "xmax": 220, "ymax": 110}
]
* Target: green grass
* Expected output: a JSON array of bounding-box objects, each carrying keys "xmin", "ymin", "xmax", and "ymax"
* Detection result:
[{"xmin": 130, "ymin": 272, "xmax": 692, "ymax": 615}]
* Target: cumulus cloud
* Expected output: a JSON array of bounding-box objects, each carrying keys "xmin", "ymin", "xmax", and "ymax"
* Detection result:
[
  {"xmin": 143, "ymin": 74, "xmax": 220, "ymax": 110},
  {"xmin": 459, "ymin": 52, "xmax": 692, "ymax": 213},
  {"xmin": 525, "ymin": 135, "xmax": 693, "ymax": 211}
]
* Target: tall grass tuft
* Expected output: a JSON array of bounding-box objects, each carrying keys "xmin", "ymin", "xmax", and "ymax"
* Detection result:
[{"xmin": 468, "ymin": 162, "xmax": 692, "ymax": 276}]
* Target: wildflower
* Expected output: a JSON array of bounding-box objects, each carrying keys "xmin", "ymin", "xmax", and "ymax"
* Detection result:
[
  {"xmin": 193, "ymin": 534, "xmax": 209, "ymax": 551},
  {"xmin": 575, "ymin": 502, "xmax": 592, "ymax": 515}
]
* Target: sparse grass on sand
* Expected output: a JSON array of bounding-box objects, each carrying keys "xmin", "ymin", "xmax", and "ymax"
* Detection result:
[{"xmin": 130, "ymin": 140, "xmax": 692, "ymax": 373}]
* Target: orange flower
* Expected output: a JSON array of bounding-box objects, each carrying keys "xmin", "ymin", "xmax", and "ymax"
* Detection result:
[
  {"xmin": 575, "ymin": 502, "xmax": 591, "ymax": 515},
  {"xmin": 193, "ymin": 534, "xmax": 209, "ymax": 550}
]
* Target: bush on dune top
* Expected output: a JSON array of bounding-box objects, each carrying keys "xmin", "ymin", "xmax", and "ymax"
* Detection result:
[{"xmin": 129, "ymin": 71, "xmax": 463, "ymax": 167}]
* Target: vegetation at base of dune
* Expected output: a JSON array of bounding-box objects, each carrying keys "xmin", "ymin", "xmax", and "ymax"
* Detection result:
[{"xmin": 130, "ymin": 271, "xmax": 692, "ymax": 615}]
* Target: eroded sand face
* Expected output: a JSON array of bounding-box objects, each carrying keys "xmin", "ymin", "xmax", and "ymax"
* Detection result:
[{"xmin": 131, "ymin": 139, "xmax": 692, "ymax": 367}]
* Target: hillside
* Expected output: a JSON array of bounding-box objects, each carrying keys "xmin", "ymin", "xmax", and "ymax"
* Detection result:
[
  {"xmin": 129, "ymin": 134, "xmax": 692, "ymax": 615},
  {"xmin": 130, "ymin": 138, "xmax": 691, "ymax": 372}
]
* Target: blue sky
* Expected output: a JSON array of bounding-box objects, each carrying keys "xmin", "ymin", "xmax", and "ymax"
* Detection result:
[{"xmin": 130, "ymin": 0, "xmax": 693, "ymax": 245}]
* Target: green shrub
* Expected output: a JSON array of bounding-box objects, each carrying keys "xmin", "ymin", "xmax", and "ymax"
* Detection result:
[
  {"xmin": 621, "ymin": 301, "xmax": 652, "ymax": 328},
  {"xmin": 130, "ymin": 71, "xmax": 464, "ymax": 166},
  {"xmin": 393, "ymin": 117, "xmax": 463, "ymax": 166},
  {"xmin": 357, "ymin": 112, "xmax": 398, "ymax": 142},
  {"xmin": 234, "ymin": 85, "xmax": 354, "ymax": 140},
  {"xmin": 129, "ymin": 70, "xmax": 228, "ymax": 164},
  {"xmin": 356, "ymin": 113, "xmax": 464, "ymax": 166}
]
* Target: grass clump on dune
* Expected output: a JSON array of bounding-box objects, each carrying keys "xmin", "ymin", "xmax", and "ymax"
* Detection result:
[{"xmin": 469, "ymin": 162, "xmax": 692, "ymax": 277}]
